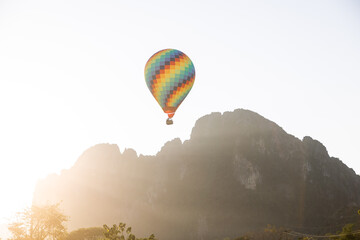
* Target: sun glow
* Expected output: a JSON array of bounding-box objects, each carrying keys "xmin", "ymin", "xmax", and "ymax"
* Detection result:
[{"xmin": 1, "ymin": 0, "xmax": 360, "ymax": 238}]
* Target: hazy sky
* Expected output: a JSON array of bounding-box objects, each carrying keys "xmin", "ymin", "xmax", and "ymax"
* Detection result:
[{"xmin": 0, "ymin": 0, "xmax": 359, "ymax": 235}]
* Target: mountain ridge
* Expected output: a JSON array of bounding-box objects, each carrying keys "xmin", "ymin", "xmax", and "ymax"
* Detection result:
[{"xmin": 33, "ymin": 109, "xmax": 360, "ymax": 240}]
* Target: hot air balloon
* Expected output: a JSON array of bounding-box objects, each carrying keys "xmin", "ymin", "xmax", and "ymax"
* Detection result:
[{"xmin": 144, "ymin": 49, "xmax": 195, "ymax": 125}]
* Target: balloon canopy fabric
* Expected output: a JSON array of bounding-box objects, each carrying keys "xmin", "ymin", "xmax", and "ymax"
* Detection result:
[{"xmin": 144, "ymin": 49, "xmax": 195, "ymax": 120}]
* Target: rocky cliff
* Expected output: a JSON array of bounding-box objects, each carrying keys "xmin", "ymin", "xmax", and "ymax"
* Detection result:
[{"xmin": 33, "ymin": 109, "xmax": 360, "ymax": 240}]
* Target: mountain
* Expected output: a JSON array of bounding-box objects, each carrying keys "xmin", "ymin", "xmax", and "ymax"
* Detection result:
[{"xmin": 33, "ymin": 109, "xmax": 360, "ymax": 240}]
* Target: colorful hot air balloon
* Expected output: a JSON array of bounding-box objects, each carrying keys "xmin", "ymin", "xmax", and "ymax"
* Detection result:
[{"xmin": 144, "ymin": 49, "xmax": 195, "ymax": 125}]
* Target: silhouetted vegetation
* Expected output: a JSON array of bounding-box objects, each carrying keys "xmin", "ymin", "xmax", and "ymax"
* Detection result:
[
  {"xmin": 6, "ymin": 203, "xmax": 360, "ymax": 240},
  {"xmin": 230, "ymin": 222, "xmax": 360, "ymax": 240},
  {"xmin": 7, "ymin": 205, "xmax": 155, "ymax": 240},
  {"xmin": 66, "ymin": 227, "xmax": 103, "ymax": 240},
  {"xmin": 328, "ymin": 224, "xmax": 360, "ymax": 240},
  {"xmin": 8, "ymin": 204, "xmax": 68, "ymax": 240},
  {"xmin": 103, "ymin": 223, "xmax": 156, "ymax": 240}
]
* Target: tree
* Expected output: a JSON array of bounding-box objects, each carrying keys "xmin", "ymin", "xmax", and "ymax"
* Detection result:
[
  {"xmin": 8, "ymin": 203, "xmax": 68, "ymax": 240},
  {"xmin": 65, "ymin": 227, "xmax": 104, "ymax": 240},
  {"xmin": 102, "ymin": 223, "xmax": 156, "ymax": 240},
  {"xmin": 330, "ymin": 224, "xmax": 360, "ymax": 240}
]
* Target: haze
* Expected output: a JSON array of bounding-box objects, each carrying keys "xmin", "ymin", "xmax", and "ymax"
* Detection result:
[{"xmin": 0, "ymin": 0, "xmax": 359, "ymax": 237}]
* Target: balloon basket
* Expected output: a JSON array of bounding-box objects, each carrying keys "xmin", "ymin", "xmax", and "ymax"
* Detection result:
[{"xmin": 166, "ymin": 118, "xmax": 173, "ymax": 125}]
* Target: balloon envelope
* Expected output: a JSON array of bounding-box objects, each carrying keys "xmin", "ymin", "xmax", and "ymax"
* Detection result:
[{"xmin": 144, "ymin": 49, "xmax": 195, "ymax": 118}]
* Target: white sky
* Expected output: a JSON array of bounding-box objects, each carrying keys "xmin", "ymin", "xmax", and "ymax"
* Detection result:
[{"xmin": 0, "ymin": 0, "xmax": 359, "ymax": 236}]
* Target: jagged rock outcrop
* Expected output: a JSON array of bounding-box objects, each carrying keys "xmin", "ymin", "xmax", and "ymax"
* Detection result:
[{"xmin": 33, "ymin": 109, "xmax": 360, "ymax": 240}]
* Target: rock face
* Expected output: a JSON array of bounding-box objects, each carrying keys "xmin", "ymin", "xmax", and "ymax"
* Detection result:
[{"xmin": 33, "ymin": 109, "xmax": 360, "ymax": 240}]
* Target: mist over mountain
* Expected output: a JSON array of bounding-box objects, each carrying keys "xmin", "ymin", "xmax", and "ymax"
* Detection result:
[{"xmin": 33, "ymin": 109, "xmax": 360, "ymax": 240}]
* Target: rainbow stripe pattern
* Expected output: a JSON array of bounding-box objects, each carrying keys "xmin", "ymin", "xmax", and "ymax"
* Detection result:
[{"xmin": 144, "ymin": 49, "xmax": 195, "ymax": 118}]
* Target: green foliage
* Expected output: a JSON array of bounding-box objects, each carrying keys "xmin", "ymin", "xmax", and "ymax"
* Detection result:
[
  {"xmin": 8, "ymin": 203, "xmax": 68, "ymax": 240},
  {"xmin": 231, "ymin": 222, "xmax": 360, "ymax": 240},
  {"xmin": 329, "ymin": 224, "xmax": 360, "ymax": 240},
  {"xmin": 102, "ymin": 223, "xmax": 156, "ymax": 240},
  {"xmin": 66, "ymin": 227, "xmax": 104, "ymax": 240}
]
